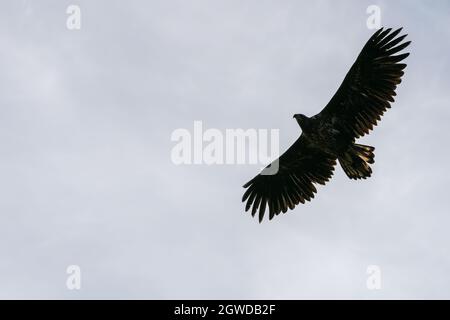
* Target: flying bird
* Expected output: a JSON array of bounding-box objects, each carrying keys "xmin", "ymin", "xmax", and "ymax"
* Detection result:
[{"xmin": 242, "ymin": 27, "xmax": 410, "ymax": 222}]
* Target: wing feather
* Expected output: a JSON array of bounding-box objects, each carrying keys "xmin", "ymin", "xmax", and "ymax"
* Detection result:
[
  {"xmin": 318, "ymin": 27, "xmax": 410, "ymax": 139},
  {"xmin": 242, "ymin": 136, "xmax": 336, "ymax": 222}
]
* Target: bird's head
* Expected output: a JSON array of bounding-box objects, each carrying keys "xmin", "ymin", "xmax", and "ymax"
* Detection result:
[{"xmin": 293, "ymin": 114, "xmax": 310, "ymax": 130}]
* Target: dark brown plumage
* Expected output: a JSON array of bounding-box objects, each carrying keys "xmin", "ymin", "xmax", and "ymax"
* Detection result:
[{"xmin": 242, "ymin": 27, "xmax": 410, "ymax": 222}]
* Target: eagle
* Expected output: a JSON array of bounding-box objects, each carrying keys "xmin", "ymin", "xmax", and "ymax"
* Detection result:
[{"xmin": 242, "ymin": 27, "xmax": 410, "ymax": 222}]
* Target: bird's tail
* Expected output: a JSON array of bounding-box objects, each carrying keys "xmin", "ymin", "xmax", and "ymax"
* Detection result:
[{"xmin": 339, "ymin": 144, "xmax": 375, "ymax": 180}]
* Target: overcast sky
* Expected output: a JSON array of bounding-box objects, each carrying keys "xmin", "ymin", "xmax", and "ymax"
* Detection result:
[{"xmin": 0, "ymin": 0, "xmax": 449, "ymax": 299}]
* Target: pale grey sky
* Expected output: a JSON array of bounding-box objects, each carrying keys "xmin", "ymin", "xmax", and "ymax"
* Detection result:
[{"xmin": 0, "ymin": 0, "xmax": 449, "ymax": 299}]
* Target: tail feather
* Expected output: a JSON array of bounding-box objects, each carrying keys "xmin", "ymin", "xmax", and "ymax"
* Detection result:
[{"xmin": 339, "ymin": 144, "xmax": 375, "ymax": 180}]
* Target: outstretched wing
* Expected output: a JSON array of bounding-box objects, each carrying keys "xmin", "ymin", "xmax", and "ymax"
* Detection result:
[
  {"xmin": 318, "ymin": 27, "xmax": 411, "ymax": 139},
  {"xmin": 242, "ymin": 136, "xmax": 336, "ymax": 222}
]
